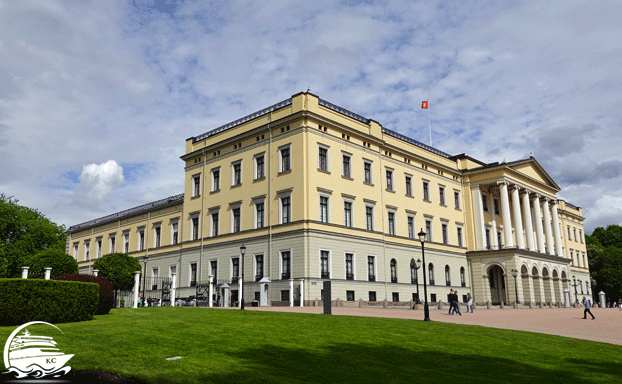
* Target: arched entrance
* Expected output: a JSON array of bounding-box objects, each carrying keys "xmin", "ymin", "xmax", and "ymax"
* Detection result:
[
  {"xmin": 488, "ymin": 265, "xmax": 506, "ymax": 305},
  {"xmin": 552, "ymin": 270, "xmax": 561, "ymax": 303},
  {"xmin": 532, "ymin": 266, "xmax": 542, "ymax": 304},
  {"xmin": 521, "ymin": 265, "xmax": 532, "ymax": 303},
  {"xmin": 542, "ymin": 267, "xmax": 551, "ymax": 302}
]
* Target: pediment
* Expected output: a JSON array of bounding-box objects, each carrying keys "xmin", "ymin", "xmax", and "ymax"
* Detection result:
[{"xmin": 507, "ymin": 158, "xmax": 560, "ymax": 191}]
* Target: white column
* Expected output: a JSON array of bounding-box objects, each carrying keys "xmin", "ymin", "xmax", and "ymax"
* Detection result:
[
  {"xmin": 299, "ymin": 279, "xmax": 304, "ymax": 307},
  {"xmin": 21, "ymin": 266, "xmax": 29, "ymax": 279},
  {"xmin": 489, "ymin": 193, "xmax": 498, "ymax": 249},
  {"xmin": 171, "ymin": 273, "xmax": 177, "ymax": 306},
  {"xmin": 238, "ymin": 276, "xmax": 243, "ymax": 308},
  {"xmin": 133, "ymin": 271, "xmax": 141, "ymax": 308},
  {"xmin": 44, "ymin": 267, "xmax": 52, "ymax": 280},
  {"xmin": 93, "ymin": 269, "xmax": 99, "ymax": 277},
  {"xmin": 498, "ymin": 182, "xmax": 514, "ymax": 248},
  {"xmin": 208, "ymin": 274, "xmax": 214, "ymax": 308},
  {"xmin": 289, "ymin": 279, "xmax": 294, "ymax": 307},
  {"xmin": 511, "ymin": 186, "xmax": 525, "ymax": 249},
  {"xmin": 471, "ymin": 187, "xmax": 486, "ymax": 250},
  {"xmin": 551, "ymin": 201, "xmax": 563, "ymax": 257},
  {"xmin": 542, "ymin": 199, "xmax": 555, "ymax": 255},
  {"xmin": 521, "ymin": 190, "xmax": 535, "ymax": 251},
  {"xmin": 532, "ymin": 195, "xmax": 545, "ymax": 253}
]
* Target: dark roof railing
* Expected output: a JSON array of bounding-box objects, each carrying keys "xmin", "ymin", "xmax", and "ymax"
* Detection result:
[
  {"xmin": 382, "ymin": 128, "xmax": 451, "ymax": 158},
  {"xmin": 68, "ymin": 193, "xmax": 184, "ymax": 232},
  {"xmin": 193, "ymin": 98, "xmax": 292, "ymax": 143},
  {"xmin": 318, "ymin": 98, "xmax": 371, "ymax": 124},
  {"xmin": 564, "ymin": 202, "xmax": 580, "ymax": 210}
]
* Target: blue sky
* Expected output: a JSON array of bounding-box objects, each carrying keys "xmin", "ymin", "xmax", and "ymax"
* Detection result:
[{"xmin": 0, "ymin": 0, "xmax": 621, "ymax": 233}]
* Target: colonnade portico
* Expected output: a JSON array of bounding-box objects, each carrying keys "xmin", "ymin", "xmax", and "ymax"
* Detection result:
[{"xmin": 471, "ymin": 181, "xmax": 564, "ymax": 257}]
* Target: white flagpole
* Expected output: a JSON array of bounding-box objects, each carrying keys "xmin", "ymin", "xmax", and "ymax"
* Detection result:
[{"xmin": 427, "ymin": 101, "xmax": 432, "ymax": 146}]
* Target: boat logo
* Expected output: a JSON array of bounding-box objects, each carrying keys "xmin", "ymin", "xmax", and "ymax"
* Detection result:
[{"xmin": 2, "ymin": 321, "xmax": 73, "ymax": 379}]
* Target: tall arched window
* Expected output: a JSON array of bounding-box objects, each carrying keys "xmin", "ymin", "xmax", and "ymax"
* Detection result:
[
  {"xmin": 390, "ymin": 259, "xmax": 397, "ymax": 283},
  {"xmin": 445, "ymin": 265, "xmax": 451, "ymax": 286},
  {"xmin": 428, "ymin": 263, "xmax": 435, "ymax": 285},
  {"xmin": 411, "ymin": 262, "xmax": 417, "ymax": 284},
  {"xmin": 460, "ymin": 267, "xmax": 466, "ymax": 287}
]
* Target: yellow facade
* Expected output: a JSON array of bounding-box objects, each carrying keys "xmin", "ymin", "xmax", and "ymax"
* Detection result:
[{"xmin": 67, "ymin": 92, "xmax": 591, "ymax": 306}]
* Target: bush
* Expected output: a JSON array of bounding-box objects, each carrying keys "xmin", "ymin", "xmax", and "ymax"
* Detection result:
[
  {"xmin": 26, "ymin": 248, "xmax": 79, "ymax": 277},
  {"xmin": 0, "ymin": 278, "xmax": 99, "ymax": 325},
  {"xmin": 53, "ymin": 273, "xmax": 114, "ymax": 315},
  {"xmin": 93, "ymin": 253, "xmax": 141, "ymax": 291}
]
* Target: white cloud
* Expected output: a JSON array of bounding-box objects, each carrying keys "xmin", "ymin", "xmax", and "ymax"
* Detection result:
[{"xmin": 78, "ymin": 160, "xmax": 124, "ymax": 201}]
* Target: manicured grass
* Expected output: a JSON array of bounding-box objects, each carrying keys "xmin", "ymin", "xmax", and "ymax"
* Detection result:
[{"xmin": 2, "ymin": 307, "xmax": 621, "ymax": 383}]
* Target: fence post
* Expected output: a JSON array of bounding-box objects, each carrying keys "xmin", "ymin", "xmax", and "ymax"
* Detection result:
[
  {"xmin": 93, "ymin": 269, "xmax": 99, "ymax": 277},
  {"xmin": 44, "ymin": 267, "xmax": 52, "ymax": 280},
  {"xmin": 171, "ymin": 273, "xmax": 177, "ymax": 306},
  {"xmin": 289, "ymin": 279, "xmax": 294, "ymax": 307},
  {"xmin": 21, "ymin": 266, "xmax": 29, "ymax": 279},
  {"xmin": 208, "ymin": 274, "xmax": 214, "ymax": 308},
  {"xmin": 133, "ymin": 271, "xmax": 141, "ymax": 308},
  {"xmin": 299, "ymin": 279, "xmax": 304, "ymax": 307}
]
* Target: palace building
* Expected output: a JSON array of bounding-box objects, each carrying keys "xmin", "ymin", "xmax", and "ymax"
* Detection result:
[{"xmin": 66, "ymin": 92, "xmax": 591, "ymax": 306}]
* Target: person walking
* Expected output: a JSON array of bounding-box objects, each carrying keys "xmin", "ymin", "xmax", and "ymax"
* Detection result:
[
  {"xmin": 467, "ymin": 293, "xmax": 473, "ymax": 313},
  {"xmin": 447, "ymin": 289, "xmax": 455, "ymax": 315},
  {"xmin": 582, "ymin": 297, "xmax": 595, "ymax": 319},
  {"xmin": 453, "ymin": 290, "xmax": 462, "ymax": 316}
]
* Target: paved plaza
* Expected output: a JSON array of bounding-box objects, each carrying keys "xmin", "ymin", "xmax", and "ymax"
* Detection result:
[{"xmin": 246, "ymin": 306, "xmax": 622, "ymax": 346}]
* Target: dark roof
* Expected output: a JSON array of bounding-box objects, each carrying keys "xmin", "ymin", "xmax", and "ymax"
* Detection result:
[{"xmin": 68, "ymin": 194, "xmax": 184, "ymax": 232}]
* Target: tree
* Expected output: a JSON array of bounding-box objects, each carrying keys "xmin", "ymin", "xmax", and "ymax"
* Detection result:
[
  {"xmin": 26, "ymin": 248, "xmax": 79, "ymax": 277},
  {"xmin": 591, "ymin": 225, "xmax": 622, "ymax": 249},
  {"xmin": 92, "ymin": 253, "xmax": 141, "ymax": 291},
  {"xmin": 0, "ymin": 194, "xmax": 67, "ymax": 277},
  {"xmin": 586, "ymin": 233, "xmax": 622, "ymax": 304}
]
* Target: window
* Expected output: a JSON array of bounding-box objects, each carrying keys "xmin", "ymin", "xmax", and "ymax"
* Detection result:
[
  {"xmin": 457, "ymin": 226, "xmax": 463, "ymax": 247},
  {"xmin": 96, "ymin": 238, "xmax": 102, "ymax": 258},
  {"xmin": 482, "ymin": 194, "xmax": 489, "ymax": 211},
  {"xmin": 342, "ymin": 154, "xmax": 351, "ymax": 178},
  {"xmin": 84, "ymin": 241, "xmax": 90, "ymax": 261},
  {"xmin": 211, "ymin": 168, "xmax": 220, "ymax": 191},
  {"xmin": 344, "ymin": 201, "xmax": 353, "ymax": 227},
  {"xmin": 318, "ymin": 146, "xmax": 328, "ymax": 172},
  {"xmin": 405, "ymin": 175, "xmax": 413, "ymax": 196},
  {"xmin": 193, "ymin": 174, "xmax": 201, "ymax": 197},
  {"xmin": 497, "ymin": 231, "xmax": 503, "ymax": 248},
  {"xmin": 109, "ymin": 235, "xmax": 116, "ymax": 254},
  {"xmin": 252, "ymin": 154, "xmax": 264, "ymax": 180},
  {"xmin": 319, "ymin": 196, "xmax": 329, "ymax": 223},
  {"xmin": 392, "ymin": 292, "xmax": 399, "ymax": 302},
  {"xmin": 192, "ymin": 217, "xmax": 199, "ymax": 240},
  {"xmin": 320, "ymin": 250, "xmax": 330, "ymax": 278},
  {"xmin": 454, "ymin": 191, "xmax": 461, "ymax": 209},
  {"xmin": 281, "ymin": 196, "xmax": 291, "ymax": 224},
  {"xmin": 385, "ymin": 169, "xmax": 393, "ymax": 191},
  {"xmin": 154, "ymin": 225, "xmax": 161, "ymax": 248},
  {"xmin": 190, "ymin": 262, "xmax": 197, "ymax": 287},
  {"xmin": 123, "ymin": 232, "xmax": 129, "ymax": 253},
  {"xmin": 169, "ymin": 266, "xmax": 177, "ymax": 287},
  {"xmin": 255, "ymin": 202, "xmax": 265, "ymax": 228},
  {"xmin": 430, "ymin": 294, "xmax": 437, "ymax": 302},
  {"xmin": 345, "ymin": 253, "xmax": 354, "ymax": 280},
  {"xmin": 579, "ymin": 230, "xmax": 583, "ymax": 243},
  {"xmin": 573, "ymin": 228, "xmax": 577, "ymax": 241},
  {"xmin": 485, "ymin": 228, "xmax": 491, "ymax": 248},
  {"xmin": 445, "ymin": 265, "xmax": 451, "ymax": 286},
  {"xmin": 369, "ymin": 291, "xmax": 377, "ymax": 302},
  {"xmin": 368, "ymin": 256, "xmax": 376, "ymax": 281},
  {"xmin": 425, "ymin": 219, "xmax": 432, "ymax": 242},
  {"xmin": 442, "ymin": 223, "xmax": 448, "ymax": 244},
  {"xmin": 494, "ymin": 199, "xmax": 500, "ymax": 215},
  {"xmin": 281, "ymin": 290, "xmax": 290, "ymax": 302},
  {"xmin": 428, "ymin": 263, "xmax": 435, "ymax": 285},
  {"xmin": 231, "ymin": 257, "xmax": 239, "ymax": 283},
  {"xmin": 411, "ymin": 262, "xmax": 418, "ymax": 284},
  {"xmin": 439, "ymin": 186, "xmax": 446, "ymax": 205},
  {"xmin": 232, "ymin": 207, "xmax": 241, "ymax": 233},
  {"xmin": 568, "ymin": 225, "xmax": 572, "ymax": 238},
  {"xmin": 281, "ymin": 251, "xmax": 291, "ymax": 279},
  {"xmin": 150, "ymin": 268, "xmax": 159, "ymax": 290},
  {"xmin": 387, "ymin": 211, "xmax": 395, "ymax": 235},
  {"xmin": 171, "ymin": 221, "xmax": 179, "ymax": 244},
  {"xmin": 232, "ymin": 162, "xmax": 242, "ymax": 186},
  {"xmin": 347, "ymin": 291, "xmax": 355, "ymax": 302},
  {"xmin": 570, "ymin": 250, "xmax": 574, "ymax": 265},
  {"xmin": 364, "ymin": 161, "xmax": 372, "ymax": 184},
  {"xmin": 138, "ymin": 229, "xmax": 145, "ymax": 250},
  {"xmin": 280, "ymin": 147, "xmax": 290, "ymax": 173},
  {"xmin": 582, "ymin": 252, "xmax": 586, "ymax": 268},
  {"xmin": 423, "ymin": 181, "xmax": 430, "ymax": 201},
  {"xmin": 210, "ymin": 260, "xmax": 217, "ymax": 283},
  {"xmin": 407, "ymin": 216, "xmax": 415, "ymax": 239},
  {"xmin": 211, "ymin": 212, "xmax": 219, "ymax": 236},
  {"xmin": 255, "ymin": 254, "xmax": 263, "ymax": 281},
  {"xmin": 390, "ymin": 259, "xmax": 397, "ymax": 283},
  {"xmin": 365, "ymin": 206, "xmax": 374, "ymax": 231},
  {"xmin": 73, "ymin": 243, "xmax": 78, "ymax": 259},
  {"xmin": 460, "ymin": 267, "xmax": 466, "ymax": 287}
]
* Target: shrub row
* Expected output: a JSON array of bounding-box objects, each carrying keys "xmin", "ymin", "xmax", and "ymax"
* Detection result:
[
  {"xmin": 0, "ymin": 279, "xmax": 99, "ymax": 325},
  {"xmin": 53, "ymin": 273, "xmax": 114, "ymax": 315}
]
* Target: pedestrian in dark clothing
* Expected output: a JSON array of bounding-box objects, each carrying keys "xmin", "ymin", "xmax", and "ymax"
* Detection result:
[
  {"xmin": 582, "ymin": 297, "xmax": 595, "ymax": 319},
  {"xmin": 453, "ymin": 290, "xmax": 462, "ymax": 316},
  {"xmin": 447, "ymin": 289, "xmax": 455, "ymax": 315}
]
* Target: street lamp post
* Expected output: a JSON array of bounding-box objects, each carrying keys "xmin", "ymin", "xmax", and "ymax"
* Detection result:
[
  {"xmin": 411, "ymin": 258, "xmax": 422, "ymax": 304},
  {"xmin": 511, "ymin": 269, "xmax": 519, "ymax": 304},
  {"xmin": 572, "ymin": 275, "xmax": 578, "ymax": 304},
  {"xmin": 417, "ymin": 229, "xmax": 430, "ymax": 321},
  {"xmin": 240, "ymin": 245, "xmax": 246, "ymax": 310},
  {"xmin": 591, "ymin": 278, "xmax": 597, "ymax": 305}
]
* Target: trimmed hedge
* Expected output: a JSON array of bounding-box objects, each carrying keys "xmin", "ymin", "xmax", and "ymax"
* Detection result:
[
  {"xmin": 0, "ymin": 278, "xmax": 99, "ymax": 325},
  {"xmin": 53, "ymin": 273, "xmax": 114, "ymax": 315}
]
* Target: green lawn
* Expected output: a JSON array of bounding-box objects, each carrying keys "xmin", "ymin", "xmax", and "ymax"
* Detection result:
[{"xmin": 2, "ymin": 307, "xmax": 621, "ymax": 383}]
